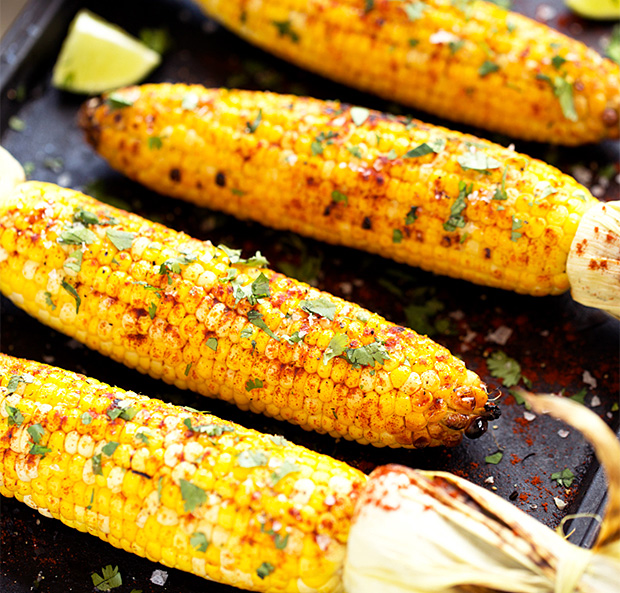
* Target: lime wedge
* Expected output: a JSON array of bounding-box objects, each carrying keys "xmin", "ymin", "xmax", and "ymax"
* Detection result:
[
  {"xmin": 52, "ymin": 10, "xmax": 161, "ymax": 94},
  {"xmin": 565, "ymin": 0, "xmax": 620, "ymax": 20}
]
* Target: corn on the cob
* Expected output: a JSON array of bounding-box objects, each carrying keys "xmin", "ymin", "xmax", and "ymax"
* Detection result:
[
  {"xmin": 0, "ymin": 353, "xmax": 364, "ymax": 592},
  {"xmin": 191, "ymin": 0, "xmax": 620, "ymax": 145},
  {"xmin": 79, "ymin": 85, "xmax": 620, "ymax": 313},
  {"xmin": 0, "ymin": 164, "xmax": 498, "ymax": 448},
  {"xmin": 3, "ymin": 355, "xmax": 619, "ymax": 593}
]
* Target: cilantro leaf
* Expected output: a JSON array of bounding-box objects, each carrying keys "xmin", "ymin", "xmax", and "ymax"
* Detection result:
[
  {"xmin": 179, "ymin": 479, "xmax": 207, "ymax": 512},
  {"xmin": 190, "ymin": 531, "xmax": 209, "ymax": 552},
  {"xmin": 404, "ymin": 137, "xmax": 446, "ymax": 158},
  {"xmin": 324, "ymin": 333, "xmax": 348, "ymax": 364},
  {"xmin": 206, "ymin": 337, "xmax": 218, "ymax": 351},
  {"xmin": 7, "ymin": 373, "xmax": 34, "ymax": 394},
  {"xmin": 404, "ymin": 1, "xmax": 427, "ymax": 20},
  {"xmin": 92, "ymin": 453, "xmax": 103, "ymax": 475},
  {"xmin": 443, "ymin": 181, "xmax": 472, "ymax": 232},
  {"xmin": 245, "ymin": 378, "xmax": 264, "ymax": 391},
  {"xmin": 29, "ymin": 444, "xmax": 52, "ymax": 456},
  {"xmin": 300, "ymin": 297, "xmax": 336, "ymax": 320},
  {"xmin": 511, "ymin": 216, "xmax": 527, "ymax": 241},
  {"xmin": 102, "ymin": 441, "xmax": 119, "ymax": 456},
  {"xmin": 457, "ymin": 152, "xmax": 501, "ymax": 172},
  {"xmin": 58, "ymin": 225, "xmax": 96, "ymax": 245},
  {"xmin": 487, "ymin": 351, "xmax": 521, "ymax": 387},
  {"xmin": 148, "ymin": 136, "xmax": 163, "ymax": 150},
  {"xmin": 72, "ymin": 207, "xmax": 100, "ymax": 226},
  {"xmin": 27, "ymin": 423, "xmax": 45, "ymax": 444},
  {"xmin": 479, "ymin": 60, "xmax": 499, "ymax": 77},
  {"xmin": 248, "ymin": 310, "xmax": 280, "ymax": 341},
  {"xmin": 332, "ymin": 190, "xmax": 348, "ymax": 205},
  {"xmin": 61, "ymin": 280, "xmax": 81, "ymax": 313},
  {"xmin": 271, "ymin": 459, "xmax": 301, "ymax": 484},
  {"xmin": 551, "ymin": 468, "xmax": 575, "ymax": 488},
  {"xmin": 44, "ymin": 291, "xmax": 56, "ymax": 310},
  {"xmin": 106, "ymin": 229, "xmax": 136, "ymax": 251},
  {"xmin": 257, "ymin": 562, "xmax": 275, "ymax": 579},
  {"xmin": 91, "ymin": 565, "xmax": 122, "ymax": 591},
  {"xmin": 570, "ymin": 387, "xmax": 587, "ymax": 405},
  {"xmin": 5, "ymin": 403, "xmax": 24, "ymax": 426},
  {"xmin": 81, "ymin": 412, "xmax": 93, "ymax": 425},
  {"xmin": 485, "ymin": 451, "xmax": 503, "ymax": 464},
  {"xmin": 344, "ymin": 341, "xmax": 390, "ymax": 368},
  {"xmin": 493, "ymin": 166, "xmax": 509, "ymax": 201},
  {"xmin": 237, "ymin": 449, "xmax": 269, "ymax": 468},
  {"xmin": 106, "ymin": 93, "xmax": 134, "ymax": 109},
  {"xmin": 272, "ymin": 20, "xmax": 300, "ymax": 42},
  {"xmin": 246, "ymin": 109, "xmax": 263, "ymax": 133},
  {"xmin": 63, "ymin": 249, "xmax": 83, "ymax": 274},
  {"xmin": 405, "ymin": 206, "xmax": 419, "ymax": 225}
]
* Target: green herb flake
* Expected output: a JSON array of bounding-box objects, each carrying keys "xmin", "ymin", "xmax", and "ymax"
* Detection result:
[
  {"xmin": 245, "ymin": 378, "xmax": 264, "ymax": 391},
  {"xmin": 553, "ymin": 76, "xmax": 578, "ymax": 122},
  {"xmin": 345, "ymin": 341, "xmax": 390, "ymax": 368},
  {"xmin": 404, "ymin": 1, "xmax": 427, "ymax": 21},
  {"xmin": 106, "ymin": 229, "xmax": 136, "ymax": 251},
  {"xmin": 106, "ymin": 93, "xmax": 134, "ymax": 110},
  {"xmin": 257, "ymin": 562, "xmax": 275, "ymax": 579},
  {"xmin": 61, "ymin": 280, "xmax": 81, "ymax": 313},
  {"xmin": 182, "ymin": 92, "xmax": 199, "ymax": 111},
  {"xmin": 180, "ymin": 479, "xmax": 207, "ymax": 512},
  {"xmin": 27, "ymin": 423, "xmax": 45, "ymax": 444},
  {"xmin": 332, "ymin": 190, "xmax": 348, "ymax": 205},
  {"xmin": 5, "ymin": 403, "xmax": 24, "ymax": 426},
  {"xmin": 237, "ymin": 449, "xmax": 269, "ymax": 468},
  {"xmin": 240, "ymin": 327, "xmax": 254, "ymax": 339},
  {"xmin": 92, "ymin": 453, "xmax": 103, "ymax": 476},
  {"xmin": 457, "ymin": 151, "xmax": 501, "ymax": 172},
  {"xmin": 551, "ymin": 55, "xmax": 567, "ymax": 70},
  {"xmin": 43, "ymin": 156, "xmax": 64, "ymax": 173},
  {"xmin": 606, "ymin": 24, "xmax": 620, "ymax": 65},
  {"xmin": 248, "ymin": 310, "xmax": 280, "ymax": 341},
  {"xmin": 206, "ymin": 337, "xmax": 218, "ymax": 351},
  {"xmin": 487, "ymin": 350, "xmax": 521, "ymax": 387},
  {"xmin": 404, "ymin": 297, "xmax": 445, "ymax": 336},
  {"xmin": 63, "ymin": 249, "xmax": 83, "ymax": 274},
  {"xmin": 272, "ymin": 20, "xmax": 300, "ymax": 42},
  {"xmin": 102, "ymin": 441, "xmax": 119, "ymax": 456},
  {"xmin": 86, "ymin": 489, "xmax": 95, "ymax": 510},
  {"xmin": 485, "ymin": 451, "xmax": 503, "ymax": 465},
  {"xmin": 271, "ymin": 459, "xmax": 301, "ymax": 484},
  {"xmin": 81, "ymin": 412, "xmax": 93, "ymax": 425},
  {"xmin": 246, "ymin": 108, "xmax": 263, "ymax": 133},
  {"xmin": 538, "ymin": 182, "xmax": 558, "ymax": 200},
  {"xmin": 58, "ymin": 225, "xmax": 96, "ymax": 246},
  {"xmin": 148, "ymin": 302, "xmax": 157, "ymax": 319},
  {"xmin": 6, "ymin": 373, "xmax": 34, "ymax": 394},
  {"xmin": 405, "ymin": 206, "xmax": 419, "ymax": 225},
  {"xmin": 190, "ymin": 531, "xmax": 209, "ymax": 552},
  {"xmin": 350, "ymin": 106, "xmax": 370, "ymax": 126},
  {"xmin": 300, "ymin": 297, "xmax": 336, "ymax": 320},
  {"xmin": 274, "ymin": 533, "xmax": 289, "ymax": 549},
  {"xmin": 409, "ymin": 38, "xmax": 419, "ymax": 47},
  {"xmin": 506, "ymin": 19, "xmax": 516, "ymax": 33},
  {"xmin": 551, "ymin": 468, "xmax": 575, "ymax": 488},
  {"xmin": 511, "ymin": 216, "xmax": 527, "ymax": 242},
  {"xmin": 386, "ymin": 149, "xmax": 398, "ymax": 160},
  {"xmin": 185, "ymin": 363, "xmax": 192, "ymax": 376},
  {"xmin": 91, "ymin": 565, "xmax": 123, "ymax": 591},
  {"xmin": 570, "ymin": 387, "xmax": 587, "ymax": 405},
  {"xmin": 324, "ymin": 333, "xmax": 348, "ymax": 364},
  {"xmin": 136, "ymin": 431, "xmax": 150, "ymax": 445},
  {"xmin": 493, "ymin": 166, "xmax": 509, "ymax": 201},
  {"xmin": 392, "ymin": 229, "xmax": 403, "ymax": 243},
  {"xmin": 23, "ymin": 161, "xmax": 35, "ymax": 178},
  {"xmin": 449, "ymin": 39, "xmax": 465, "ymax": 54},
  {"xmin": 364, "ymin": 0, "xmax": 375, "ymax": 12},
  {"xmin": 183, "ymin": 418, "xmax": 235, "ymax": 437},
  {"xmin": 404, "ymin": 137, "xmax": 445, "ymax": 159},
  {"xmin": 8, "ymin": 116, "xmax": 26, "ymax": 132},
  {"xmin": 231, "ymin": 188, "xmax": 246, "ymax": 196},
  {"xmin": 479, "ymin": 60, "xmax": 499, "ymax": 77},
  {"xmin": 346, "ymin": 145, "xmax": 363, "ymax": 158},
  {"xmin": 611, "ymin": 402, "xmax": 619, "ymax": 412},
  {"xmin": 283, "ymin": 330, "xmax": 306, "ymax": 345},
  {"xmin": 443, "ymin": 181, "xmax": 472, "ymax": 232},
  {"xmin": 148, "ymin": 136, "xmax": 163, "ymax": 150}
]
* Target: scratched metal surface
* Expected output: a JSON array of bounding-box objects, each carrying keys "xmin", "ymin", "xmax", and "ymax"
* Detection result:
[{"xmin": 0, "ymin": 0, "xmax": 619, "ymax": 591}]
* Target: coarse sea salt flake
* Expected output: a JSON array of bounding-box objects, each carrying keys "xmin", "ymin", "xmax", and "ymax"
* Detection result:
[
  {"xmin": 582, "ymin": 370, "xmax": 597, "ymax": 389},
  {"xmin": 151, "ymin": 570, "xmax": 168, "ymax": 586},
  {"xmin": 523, "ymin": 411, "xmax": 536, "ymax": 422},
  {"xmin": 558, "ymin": 429, "xmax": 569, "ymax": 438},
  {"xmin": 554, "ymin": 497, "xmax": 567, "ymax": 510},
  {"xmin": 590, "ymin": 395, "xmax": 601, "ymax": 407}
]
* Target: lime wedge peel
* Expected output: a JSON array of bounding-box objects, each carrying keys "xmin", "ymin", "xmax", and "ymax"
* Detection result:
[
  {"xmin": 565, "ymin": 0, "xmax": 620, "ymax": 20},
  {"xmin": 52, "ymin": 10, "xmax": 161, "ymax": 94}
]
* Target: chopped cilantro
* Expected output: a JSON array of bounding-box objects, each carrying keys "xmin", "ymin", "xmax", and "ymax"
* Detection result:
[
  {"xmin": 240, "ymin": 327, "xmax": 254, "ymax": 339},
  {"xmin": 570, "ymin": 387, "xmax": 587, "ymax": 405},
  {"xmin": 346, "ymin": 145, "xmax": 363, "ymax": 158},
  {"xmin": 344, "ymin": 341, "xmax": 390, "ymax": 368},
  {"xmin": 7, "ymin": 373, "xmax": 34, "ymax": 394},
  {"xmin": 183, "ymin": 418, "xmax": 235, "ymax": 437},
  {"xmin": 237, "ymin": 449, "xmax": 269, "ymax": 468},
  {"xmin": 551, "ymin": 468, "xmax": 575, "ymax": 488},
  {"xmin": 61, "ymin": 280, "xmax": 81, "ymax": 313},
  {"xmin": 257, "ymin": 562, "xmax": 275, "ymax": 579},
  {"xmin": 444, "ymin": 181, "xmax": 472, "ymax": 232},
  {"xmin": 274, "ymin": 533, "xmax": 289, "ymax": 549},
  {"xmin": 190, "ymin": 532, "xmax": 209, "ymax": 552},
  {"xmin": 185, "ymin": 363, "xmax": 192, "ymax": 376},
  {"xmin": 405, "ymin": 206, "xmax": 419, "ymax": 225},
  {"xmin": 92, "ymin": 453, "xmax": 103, "ymax": 475},
  {"xmin": 272, "ymin": 20, "xmax": 299, "ymax": 42},
  {"xmin": 538, "ymin": 182, "xmax": 558, "ymax": 200},
  {"xmin": 404, "ymin": 297, "xmax": 445, "ymax": 336},
  {"xmin": 404, "ymin": 1, "xmax": 427, "ymax": 21},
  {"xmin": 58, "ymin": 225, "xmax": 96, "ymax": 245},
  {"xmin": 27, "ymin": 423, "xmax": 45, "ymax": 444},
  {"xmin": 245, "ymin": 378, "xmax": 264, "ymax": 391},
  {"xmin": 106, "ymin": 229, "xmax": 136, "ymax": 251},
  {"xmin": 551, "ymin": 55, "xmax": 566, "ymax": 70},
  {"xmin": 457, "ymin": 151, "xmax": 501, "ymax": 172},
  {"xmin": 8, "ymin": 116, "xmax": 26, "ymax": 132},
  {"xmin": 332, "ymin": 190, "xmax": 348, "ymax": 205},
  {"xmin": 538, "ymin": 75, "xmax": 577, "ymax": 122},
  {"xmin": 324, "ymin": 333, "xmax": 348, "ymax": 364},
  {"xmin": 364, "ymin": 0, "xmax": 375, "ymax": 12},
  {"xmin": 106, "ymin": 402, "xmax": 137, "ymax": 421},
  {"xmin": 487, "ymin": 351, "xmax": 521, "ymax": 387},
  {"xmin": 63, "ymin": 249, "xmax": 83, "ymax": 274},
  {"xmin": 248, "ymin": 310, "xmax": 280, "ymax": 341},
  {"xmin": 271, "ymin": 459, "xmax": 301, "ymax": 484},
  {"xmin": 479, "ymin": 60, "xmax": 499, "ymax": 77},
  {"xmin": 511, "ymin": 216, "xmax": 526, "ymax": 241},
  {"xmin": 300, "ymin": 297, "xmax": 336, "ymax": 320},
  {"xmin": 44, "ymin": 291, "xmax": 56, "ymax": 310},
  {"xmin": 231, "ymin": 188, "xmax": 246, "ymax": 196},
  {"xmin": 102, "ymin": 441, "xmax": 119, "ymax": 456},
  {"xmin": 106, "ymin": 93, "xmax": 134, "ymax": 109},
  {"xmin": 392, "ymin": 229, "xmax": 403, "ymax": 243},
  {"xmin": 485, "ymin": 451, "xmax": 503, "ymax": 465},
  {"xmin": 23, "ymin": 161, "xmax": 35, "ymax": 178},
  {"xmin": 283, "ymin": 330, "xmax": 306, "ymax": 345},
  {"xmin": 350, "ymin": 106, "xmax": 370, "ymax": 126},
  {"xmin": 81, "ymin": 412, "xmax": 93, "ymax": 425},
  {"xmin": 180, "ymin": 479, "xmax": 207, "ymax": 512},
  {"xmin": 449, "ymin": 39, "xmax": 465, "ymax": 54},
  {"xmin": 5, "ymin": 403, "xmax": 24, "ymax": 426},
  {"xmin": 404, "ymin": 137, "xmax": 446, "ymax": 158},
  {"xmin": 409, "ymin": 38, "xmax": 419, "ymax": 47},
  {"xmin": 493, "ymin": 166, "xmax": 509, "ymax": 201},
  {"xmin": 159, "ymin": 253, "xmax": 196, "ymax": 284},
  {"xmin": 148, "ymin": 136, "xmax": 163, "ymax": 150},
  {"xmin": 136, "ymin": 431, "xmax": 150, "ymax": 445},
  {"xmin": 43, "ymin": 156, "xmax": 64, "ymax": 173},
  {"xmin": 386, "ymin": 149, "xmax": 398, "ymax": 160},
  {"xmin": 606, "ymin": 24, "xmax": 620, "ymax": 65},
  {"xmin": 218, "ymin": 244, "xmax": 269, "ymax": 267},
  {"xmin": 206, "ymin": 337, "xmax": 218, "ymax": 351},
  {"xmin": 148, "ymin": 302, "xmax": 157, "ymax": 319},
  {"xmin": 246, "ymin": 109, "xmax": 263, "ymax": 133},
  {"xmin": 91, "ymin": 565, "xmax": 122, "ymax": 591}
]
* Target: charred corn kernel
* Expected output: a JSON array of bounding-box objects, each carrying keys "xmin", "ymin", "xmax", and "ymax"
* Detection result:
[
  {"xmin": 0, "ymin": 354, "xmax": 367, "ymax": 593},
  {"xmin": 0, "ymin": 181, "xmax": 498, "ymax": 448},
  {"xmin": 81, "ymin": 85, "xmax": 598, "ymax": 296},
  {"xmin": 191, "ymin": 0, "xmax": 619, "ymax": 144}
]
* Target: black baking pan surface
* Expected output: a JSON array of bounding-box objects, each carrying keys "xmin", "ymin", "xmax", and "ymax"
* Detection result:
[{"xmin": 1, "ymin": 0, "xmax": 619, "ymax": 591}]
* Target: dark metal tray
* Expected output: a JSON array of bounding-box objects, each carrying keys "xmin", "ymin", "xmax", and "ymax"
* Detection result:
[{"xmin": 1, "ymin": 1, "xmax": 619, "ymax": 591}]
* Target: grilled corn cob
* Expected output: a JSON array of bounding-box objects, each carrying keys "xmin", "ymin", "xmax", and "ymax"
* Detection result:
[
  {"xmin": 0, "ymin": 157, "xmax": 498, "ymax": 448},
  {"xmin": 2, "ymin": 355, "xmax": 619, "ymax": 593},
  {"xmin": 79, "ymin": 85, "xmax": 620, "ymax": 316},
  {"xmin": 191, "ymin": 0, "xmax": 620, "ymax": 145},
  {"xmin": 0, "ymin": 353, "xmax": 365, "ymax": 592}
]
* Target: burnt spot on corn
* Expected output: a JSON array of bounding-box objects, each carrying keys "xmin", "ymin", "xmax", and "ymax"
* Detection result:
[
  {"xmin": 170, "ymin": 169, "xmax": 181, "ymax": 182},
  {"xmin": 323, "ymin": 205, "xmax": 332, "ymax": 216},
  {"xmin": 484, "ymin": 248, "xmax": 492, "ymax": 259},
  {"xmin": 78, "ymin": 97, "xmax": 104, "ymax": 148},
  {"xmin": 362, "ymin": 217, "xmax": 372, "ymax": 230},
  {"xmin": 602, "ymin": 108, "xmax": 619, "ymax": 129},
  {"xmin": 215, "ymin": 172, "xmax": 226, "ymax": 187}
]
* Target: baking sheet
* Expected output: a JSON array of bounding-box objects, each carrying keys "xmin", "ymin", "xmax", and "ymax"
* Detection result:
[{"xmin": 1, "ymin": 0, "xmax": 619, "ymax": 591}]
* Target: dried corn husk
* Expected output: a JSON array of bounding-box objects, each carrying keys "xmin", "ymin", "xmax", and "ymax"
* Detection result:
[{"xmin": 344, "ymin": 395, "xmax": 620, "ymax": 593}]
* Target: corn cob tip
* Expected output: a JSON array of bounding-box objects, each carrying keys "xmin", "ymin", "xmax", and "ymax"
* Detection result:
[
  {"xmin": 79, "ymin": 96, "xmax": 105, "ymax": 148},
  {"xmin": 463, "ymin": 402, "xmax": 501, "ymax": 440},
  {"xmin": 567, "ymin": 200, "xmax": 620, "ymax": 319},
  {"xmin": 0, "ymin": 146, "xmax": 25, "ymax": 201}
]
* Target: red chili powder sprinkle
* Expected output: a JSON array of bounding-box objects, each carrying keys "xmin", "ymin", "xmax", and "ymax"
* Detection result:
[
  {"xmin": 531, "ymin": 476, "xmax": 542, "ymax": 486},
  {"xmin": 519, "ymin": 493, "xmax": 529, "ymax": 502},
  {"xmin": 510, "ymin": 454, "xmax": 522, "ymax": 465}
]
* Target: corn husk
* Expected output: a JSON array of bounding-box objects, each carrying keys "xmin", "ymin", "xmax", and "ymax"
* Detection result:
[
  {"xmin": 567, "ymin": 200, "xmax": 620, "ymax": 320},
  {"xmin": 344, "ymin": 395, "xmax": 620, "ymax": 593}
]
